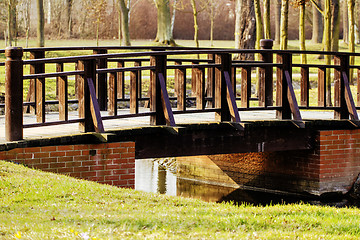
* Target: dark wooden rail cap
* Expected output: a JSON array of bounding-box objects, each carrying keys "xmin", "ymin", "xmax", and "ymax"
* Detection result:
[
  {"xmin": 260, "ymin": 39, "xmax": 273, "ymax": 49},
  {"xmin": 5, "ymin": 47, "xmax": 23, "ymax": 59}
]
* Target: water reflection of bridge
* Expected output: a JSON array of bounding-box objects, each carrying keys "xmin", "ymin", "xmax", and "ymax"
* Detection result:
[{"xmin": 1, "ymin": 42, "xmax": 360, "ymax": 195}]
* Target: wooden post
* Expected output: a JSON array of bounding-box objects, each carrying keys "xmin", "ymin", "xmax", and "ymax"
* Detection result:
[
  {"xmin": 259, "ymin": 39, "xmax": 273, "ymax": 107},
  {"xmin": 215, "ymin": 53, "xmax": 232, "ymax": 121},
  {"xmin": 276, "ymin": 53, "xmax": 292, "ymax": 120},
  {"xmin": 108, "ymin": 72, "xmax": 117, "ymax": 116},
  {"xmin": 93, "ymin": 49, "xmax": 108, "ymax": 111},
  {"xmin": 150, "ymin": 55, "xmax": 167, "ymax": 125},
  {"xmin": 5, "ymin": 47, "xmax": 23, "ymax": 141},
  {"xmin": 334, "ymin": 55, "xmax": 350, "ymax": 119},
  {"xmin": 78, "ymin": 59, "xmax": 96, "ymax": 132},
  {"xmin": 57, "ymin": 63, "xmax": 68, "ymax": 121}
]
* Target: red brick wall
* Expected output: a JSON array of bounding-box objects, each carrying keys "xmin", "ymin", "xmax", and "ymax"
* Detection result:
[
  {"xmin": 185, "ymin": 129, "xmax": 360, "ymax": 196},
  {"xmin": 0, "ymin": 142, "xmax": 135, "ymax": 188},
  {"xmin": 315, "ymin": 129, "xmax": 360, "ymax": 193}
]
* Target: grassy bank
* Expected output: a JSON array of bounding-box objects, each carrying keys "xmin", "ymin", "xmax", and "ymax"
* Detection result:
[{"xmin": 1, "ymin": 160, "xmax": 360, "ymax": 239}]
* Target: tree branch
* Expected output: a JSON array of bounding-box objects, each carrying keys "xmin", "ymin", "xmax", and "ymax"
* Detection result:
[{"xmin": 310, "ymin": 0, "xmax": 324, "ymax": 15}]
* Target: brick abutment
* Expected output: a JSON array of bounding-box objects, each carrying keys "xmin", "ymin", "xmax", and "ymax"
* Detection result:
[{"xmin": 0, "ymin": 142, "xmax": 135, "ymax": 189}]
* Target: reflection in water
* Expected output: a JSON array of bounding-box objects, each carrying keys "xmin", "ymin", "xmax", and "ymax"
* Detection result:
[
  {"xmin": 135, "ymin": 159, "xmax": 176, "ymax": 196},
  {"xmin": 135, "ymin": 159, "xmax": 354, "ymax": 207}
]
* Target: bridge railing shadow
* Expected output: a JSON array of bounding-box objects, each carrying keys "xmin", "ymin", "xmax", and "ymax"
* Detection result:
[{"xmin": 3, "ymin": 43, "xmax": 360, "ymax": 141}]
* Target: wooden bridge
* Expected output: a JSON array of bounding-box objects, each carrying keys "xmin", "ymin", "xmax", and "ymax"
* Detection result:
[
  {"xmin": 2, "ymin": 40, "xmax": 360, "ymax": 194},
  {"xmin": 2, "ymin": 41, "xmax": 360, "ymax": 141}
]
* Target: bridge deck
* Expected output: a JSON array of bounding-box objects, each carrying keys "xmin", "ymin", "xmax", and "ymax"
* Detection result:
[{"xmin": 0, "ymin": 109, "xmax": 334, "ymax": 144}]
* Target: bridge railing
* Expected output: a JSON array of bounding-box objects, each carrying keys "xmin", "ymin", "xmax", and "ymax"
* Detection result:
[{"xmin": 3, "ymin": 43, "xmax": 360, "ymax": 141}]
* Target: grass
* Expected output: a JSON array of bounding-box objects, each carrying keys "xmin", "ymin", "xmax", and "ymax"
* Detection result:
[{"xmin": 1, "ymin": 160, "xmax": 360, "ymax": 239}]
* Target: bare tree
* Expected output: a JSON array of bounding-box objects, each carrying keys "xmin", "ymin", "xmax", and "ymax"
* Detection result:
[
  {"xmin": 154, "ymin": 0, "xmax": 175, "ymax": 45},
  {"xmin": 311, "ymin": 0, "xmax": 323, "ymax": 43},
  {"xmin": 275, "ymin": 0, "xmax": 281, "ymax": 45},
  {"xmin": 234, "ymin": 0, "xmax": 255, "ymax": 60},
  {"xmin": 37, "ymin": 0, "xmax": 45, "ymax": 47},
  {"xmin": 66, "ymin": 0, "xmax": 73, "ymax": 37},
  {"xmin": 263, "ymin": 0, "xmax": 271, "ymax": 39},
  {"xmin": 88, "ymin": 0, "xmax": 108, "ymax": 46},
  {"xmin": 118, "ymin": 0, "xmax": 131, "ymax": 46},
  {"xmin": 7, "ymin": 0, "xmax": 18, "ymax": 46}
]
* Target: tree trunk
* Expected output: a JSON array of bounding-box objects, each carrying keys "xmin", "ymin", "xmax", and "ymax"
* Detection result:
[
  {"xmin": 348, "ymin": 0, "xmax": 355, "ymax": 83},
  {"xmin": 171, "ymin": 0, "xmax": 177, "ymax": 36},
  {"xmin": 254, "ymin": 0, "xmax": 264, "ymax": 50},
  {"xmin": 300, "ymin": 0, "xmax": 307, "ymax": 64},
  {"xmin": 331, "ymin": 0, "xmax": 340, "ymax": 52},
  {"xmin": 37, "ymin": 0, "xmax": 45, "ymax": 47},
  {"xmin": 343, "ymin": 2, "xmax": 348, "ymax": 43},
  {"xmin": 210, "ymin": 0, "xmax": 214, "ymax": 46},
  {"xmin": 155, "ymin": 0, "xmax": 175, "ymax": 46},
  {"xmin": 263, "ymin": 0, "xmax": 271, "ymax": 39},
  {"xmin": 324, "ymin": 0, "xmax": 332, "ymax": 106},
  {"xmin": 7, "ymin": 0, "xmax": 17, "ymax": 47},
  {"xmin": 66, "ymin": 0, "xmax": 73, "ymax": 38},
  {"xmin": 312, "ymin": 0, "xmax": 323, "ymax": 43},
  {"xmin": 280, "ymin": 0, "xmax": 289, "ymax": 50},
  {"xmin": 190, "ymin": 0, "xmax": 199, "ymax": 48},
  {"xmin": 275, "ymin": 0, "xmax": 281, "ymax": 45},
  {"xmin": 234, "ymin": 0, "xmax": 256, "ymax": 60},
  {"xmin": 118, "ymin": 0, "xmax": 131, "ymax": 46}
]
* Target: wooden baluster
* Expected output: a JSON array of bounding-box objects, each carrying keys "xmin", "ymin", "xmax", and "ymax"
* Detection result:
[
  {"xmin": 195, "ymin": 66, "xmax": 205, "ymax": 110},
  {"xmin": 175, "ymin": 61, "xmax": 186, "ymax": 111},
  {"xmin": 5, "ymin": 47, "xmax": 23, "ymax": 141},
  {"xmin": 108, "ymin": 72, "xmax": 117, "ymax": 116},
  {"xmin": 93, "ymin": 49, "xmax": 108, "ymax": 110},
  {"xmin": 300, "ymin": 66, "xmax": 309, "ymax": 107},
  {"xmin": 318, "ymin": 67, "xmax": 326, "ymax": 107},
  {"xmin": 117, "ymin": 60, "xmax": 125, "ymax": 99},
  {"xmin": 191, "ymin": 60, "xmax": 200, "ymax": 96},
  {"xmin": 276, "ymin": 53, "xmax": 292, "ymax": 120},
  {"xmin": 357, "ymin": 68, "xmax": 360, "ymax": 106},
  {"xmin": 215, "ymin": 53, "xmax": 232, "ymax": 121},
  {"xmin": 241, "ymin": 66, "xmax": 251, "ymax": 108},
  {"xmin": 259, "ymin": 39, "xmax": 273, "ymax": 107},
  {"xmin": 206, "ymin": 54, "xmax": 216, "ymax": 108},
  {"xmin": 27, "ymin": 50, "xmax": 45, "ymax": 116},
  {"xmin": 134, "ymin": 60, "xmax": 142, "ymax": 98},
  {"xmin": 130, "ymin": 70, "xmax": 139, "ymax": 114},
  {"xmin": 57, "ymin": 63, "xmax": 68, "ymax": 121},
  {"xmin": 36, "ymin": 61, "xmax": 46, "ymax": 123}
]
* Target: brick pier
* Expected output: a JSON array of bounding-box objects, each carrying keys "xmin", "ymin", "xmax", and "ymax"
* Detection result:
[{"xmin": 0, "ymin": 142, "xmax": 135, "ymax": 188}]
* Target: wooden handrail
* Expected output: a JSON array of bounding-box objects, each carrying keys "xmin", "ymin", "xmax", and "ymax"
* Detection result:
[{"xmin": 4, "ymin": 44, "xmax": 360, "ymax": 141}]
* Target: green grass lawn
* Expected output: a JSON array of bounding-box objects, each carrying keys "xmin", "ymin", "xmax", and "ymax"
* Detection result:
[{"xmin": 1, "ymin": 160, "xmax": 360, "ymax": 239}]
